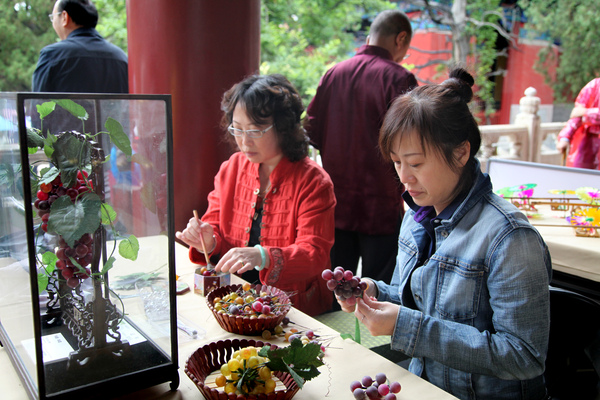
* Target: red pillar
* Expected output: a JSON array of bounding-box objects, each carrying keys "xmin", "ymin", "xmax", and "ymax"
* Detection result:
[{"xmin": 126, "ymin": 0, "xmax": 261, "ymax": 233}]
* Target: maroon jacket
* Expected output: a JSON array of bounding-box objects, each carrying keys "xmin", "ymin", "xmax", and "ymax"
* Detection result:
[
  {"xmin": 306, "ymin": 45, "xmax": 417, "ymax": 235},
  {"xmin": 190, "ymin": 152, "xmax": 335, "ymax": 316}
]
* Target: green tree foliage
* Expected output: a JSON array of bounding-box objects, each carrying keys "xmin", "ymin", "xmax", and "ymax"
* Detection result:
[
  {"xmin": 521, "ymin": 0, "xmax": 600, "ymax": 102},
  {"xmin": 0, "ymin": 0, "xmax": 126, "ymax": 92},
  {"xmin": 260, "ymin": 0, "xmax": 397, "ymax": 106}
]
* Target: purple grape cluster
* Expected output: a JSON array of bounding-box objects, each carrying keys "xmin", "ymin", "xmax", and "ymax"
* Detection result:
[
  {"xmin": 351, "ymin": 373, "xmax": 401, "ymax": 399},
  {"xmin": 321, "ymin": 266, "xmax": 368, "ymax": 306}
]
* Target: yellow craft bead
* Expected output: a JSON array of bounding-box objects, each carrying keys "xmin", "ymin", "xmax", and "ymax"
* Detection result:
[
  {"xmin": 264, "ymin": 378, "xmax": 276, "ymax": 393},
  {"xmin": 224, "ymin": 382, "xmax": 237, "ymax": 394},
  {"xmin": 220, "ymin": 364, "xmax": 230, "ymax": 376},
  {"xmin": 215, "ymin": 374, "xmax": 227, "ymax": 387},
  {"xmin": 258, "ymin": 366, "xmax": 272, "ymax": 380}
]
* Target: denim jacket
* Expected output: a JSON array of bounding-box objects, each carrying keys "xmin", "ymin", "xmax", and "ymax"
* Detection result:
[{"xmin": 376, "ymin": 166, "xmax": 552, "ymax": 400}]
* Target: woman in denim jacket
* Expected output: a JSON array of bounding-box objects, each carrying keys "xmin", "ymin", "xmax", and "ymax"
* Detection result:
[{"xmin": 340, "ymin": 68, "xmax": 552, "ymax": 399}]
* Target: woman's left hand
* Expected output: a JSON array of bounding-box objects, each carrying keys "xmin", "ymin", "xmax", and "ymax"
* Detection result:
[
  {"xmin": 354, "ymin": 294, "xmax": 400, "ymax": 336},
  {"xmin": 215, "ymin": 247, "xmax": 264, "ymax": 275}
]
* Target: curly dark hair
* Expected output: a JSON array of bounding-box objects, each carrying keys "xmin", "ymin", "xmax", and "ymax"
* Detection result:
[
  {"xmin": 379, "ymin": 68, "xmax": 481, "ymax": 198},
  {"xmin": 220, "ymin": 74, "xmax": 308, "ymax": 162}
]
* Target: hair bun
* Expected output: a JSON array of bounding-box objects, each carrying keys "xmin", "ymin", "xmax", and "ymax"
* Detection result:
[{"xmin": 443, "ymin": 68, "xmax": 474, "ymax": 103}]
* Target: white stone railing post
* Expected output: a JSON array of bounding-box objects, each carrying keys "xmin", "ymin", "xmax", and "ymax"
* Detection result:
[{"xmin": 513, "ymin": 87, "xmax": 541, "ymax": 163}]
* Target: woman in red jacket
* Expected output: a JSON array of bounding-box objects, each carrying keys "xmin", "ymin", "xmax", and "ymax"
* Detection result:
[{"xmin": 176, "ymin": 74, "xmax": 335, "ymax": 316}]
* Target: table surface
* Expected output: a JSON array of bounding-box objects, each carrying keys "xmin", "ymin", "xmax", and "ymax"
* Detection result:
[
  {"xmin": 528, "ymin": 204, "xmax": 600, "ymax": 283},
  {"xmin": 0, "ymin": 240, "xmax": 457, "ymax": 400}
]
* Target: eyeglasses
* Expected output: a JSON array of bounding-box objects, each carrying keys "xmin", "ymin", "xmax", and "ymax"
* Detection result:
[
  {"xmin": 228, "ymin": 124, "xmax": 273, "ymax": 139},
  {"xmin": 48, "ymin": 12, "xmax": 61, "ymax": 22},
  {"xmin": 403, "ymin": 53, "xmax": 411, "ymax": 60}
]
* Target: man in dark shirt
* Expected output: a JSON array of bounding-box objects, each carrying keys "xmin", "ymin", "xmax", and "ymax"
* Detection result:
[
  {"xmin": 32, "ymin": 0, "xmax": 128, "ymax": 94},
  {"xmin": 305, "ymin": 10, "xmax": 417, "ymax": 284}
]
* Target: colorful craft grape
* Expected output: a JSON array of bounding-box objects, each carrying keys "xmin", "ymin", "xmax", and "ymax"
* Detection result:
[
  {"xmin": 321, "ymin": 266, "xmax": 368, "ymax": 306},
  {"xmin": 351, "ymin": 373, "xmax": 402, "ymax": 399},
  {"xmin": 212, "ymin": 282, "xmax": 289, "ymax": 318}
]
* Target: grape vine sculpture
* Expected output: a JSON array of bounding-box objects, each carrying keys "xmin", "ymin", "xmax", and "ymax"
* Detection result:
[{"xmin": 28, "ymin": 99, "xmax": 140, "ymax": 367}]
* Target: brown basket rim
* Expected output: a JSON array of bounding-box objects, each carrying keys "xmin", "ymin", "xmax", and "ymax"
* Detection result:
[{"xmin": 206, "ymin": 284, "xmax": 292, "ymax": 336}]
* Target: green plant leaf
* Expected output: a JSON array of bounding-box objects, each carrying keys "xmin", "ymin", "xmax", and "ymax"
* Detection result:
[
  {"xmin": 260, "ymin": 339, "xmax": 323, "ymax": 388},
  {"xmin": 101, "ymin": 203, "xmax": 117, "ymax": 225},
  {"xmin": 105, "ymin": 117, "xmax": 132, "ymax": 156},
  {"xmin": 42, "ymin": 251, "xmax": 58, "ymax": 266},
  {"xmin": 40, "ymin": 167, "xmax": 60, "ymax": 185},
  {"xmin": 56, "ymin": 99, "xmax": 89, "ymax": 120},
  {"xmin": 36, "ymin": 102, "xmax": 56, "ymax": 120},
  {"xmin": 47, "ymin": 193, "xmax": 102, "ymax": 248},
  {"xmin": 38, "ymin": 270, "xmax": 49, "ymax": 295},
  {"xmin": 51, "ymin": 133, "xmax": 91, "ymax": 188},
  {"xmin": 100, "ymin": 256, "xmax": 116, "ymax": 275},
  {"xmin": 27, "ymin": 128, "xmax": 45, "ymax": 148},
  {"xmin": 119, "ymin": 235, "xmax": 139, "ymax": 261},
  {"xmin": 43, "ymin": 133, "xmax": 57, "ymax": 159}
]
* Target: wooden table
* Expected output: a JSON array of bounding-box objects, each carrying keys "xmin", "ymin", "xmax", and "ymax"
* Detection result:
[
  {"xmin": 527, "ymin": 204, "xmax": 600, "ymax": 298},
  {"xmin": 0, "ymin": 239, "xmax": 457, "ymax": 400}
]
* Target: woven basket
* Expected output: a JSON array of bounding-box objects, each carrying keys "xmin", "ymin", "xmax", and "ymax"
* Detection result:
[
  {"xmin": 185, "ymin": 338, "xmax": 299, "ymax": 400},
  {"xmin": 206, "ymin": 284, "xmax": 291, "ymax": 335}
]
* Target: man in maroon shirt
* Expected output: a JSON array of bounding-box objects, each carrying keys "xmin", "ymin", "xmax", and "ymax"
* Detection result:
[{"xmin": 305, "ymin": 10, "xmax": 417, "ymax": 285}]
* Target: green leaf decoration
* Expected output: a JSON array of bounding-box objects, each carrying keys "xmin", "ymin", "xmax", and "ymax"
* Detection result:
[
  {"xmin": 42, "ymin": 251, "xmax": 58, "ymax": 266},
  {"xmin": 100, "ymin": 256, "xmax": 116, "ymax": 275},
  {"xmin": 36, "ymin": 102, "xmax": 56, "ymax": 120},
  {"xmin": 40, "ymin": 167, "xmax": 60, "ymax": 185},
  {"xmin": 43, "ymin": 133, "xmax": 57, "ymax": 159},
  {"xmin": 27, "ymin": 127, "xmax": 45, "ymax": 148},
  {"xmin": 51, "ymin": 133, "xmax": 91, "ymax": 188},
  {"xmin": 105, "ymin": 117, "xmax": 132, "ymax": 156},
  {"xmin": 38, "ymin": 270, "xmax": 49, "ymax": 295},
  {"xmin": 47, "ymin": 192, "xmax": 102, "ymax": 248},
  {"xmin": 260, "ymin": 339, "xmax": 323, "ymax": 388},
  {"xmin": 119, "ymin": 235, "xmax": 139, "ymax": 261},
  {"xmin": 101, "ymin": 203, "xmax": 117, "ymax": 225},
  {"xmin": 56, "ymin": 99, "xmax": 89, "ymax": 120}
]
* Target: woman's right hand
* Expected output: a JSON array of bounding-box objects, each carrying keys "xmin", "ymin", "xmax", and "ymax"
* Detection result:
[
  {"xmin": 336, "ymin": 278, "xmax": 377, "ymax": 313},
  {"xmin": 175, "ymin": 217, "xmax": 215, "ymax": 255}
]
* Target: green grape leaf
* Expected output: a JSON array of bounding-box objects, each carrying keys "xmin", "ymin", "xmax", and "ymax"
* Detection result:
[
  {"xmin": 51, "ymin": 133, "xmax": 91, "ymax": 188},
  {"xmin": 260, "ymin": 340, "xmax": 323, "ymax": 388},
  {"xmin": 37, "ymin": 270, "xmax": 49, "ymax": 295},
  {"xmin": 56, "ymin": 99, "xmax": 89, "ymax": 120},
  {"xmin": 41, "ymin": 251, "xmax": 58, "ymax": 266},
  {"xmin": 40, "ymin": 167, "xmax": 60, "ymax": 185},
  {"xmin": 100, "ymin": 256, "xmax": 116, "ymax": 275},
  {"xmin": 101, "ymin": 203, "xmax": 117, "ymax": 225},
  {"xmin": 36, "ymin": 102, "xmax": 56, "ymax": 120},
  {"xmin": 119, "ymin": 235, "xmax": 139, "ymax": 261},
  {"xmin": 47, "ymin": 193, "xmax": 101, "ymax": 248},
  {"xmin": 43, "ymin": 133, "xmax": 57, "ymax": 159},
  {"xmin": 105, "ymin": 117, "xmax": 132, "ymax": 156},
  {"xmin": 27, "ymin": 128, "xmax": 45, "ymax": 148}
]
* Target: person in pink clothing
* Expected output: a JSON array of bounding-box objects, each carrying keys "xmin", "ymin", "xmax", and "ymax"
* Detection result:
[
  {"xmin": 176, "ymin": 74, "xmax": 335, "ymax": 316},
  {"xmin": 556, "ymin": 78, "xmax": 600, "ymax": 169}
]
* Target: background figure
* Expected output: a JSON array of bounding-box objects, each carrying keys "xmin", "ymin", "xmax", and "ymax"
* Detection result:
[
  {"xmin": 305, "ymin": 10, "xmax": 417, "ymax": 284},
  {"xmin": 339, "ymin": 69, "xmax": 551, "ymax": 400},
  {"xmin": 176, "ymin": 74, "xmax": 335, "ymax": 316},
  {"xmin": 556, "ymin": 78, "xmax": 600, "ymax": 170},
  {"xmin": 33, "ymin": 0, "xmax": 128, "ymax": 93},
  {"xmin": 31, "ymin": 0, "xmax": 129, "ymax": 135}
]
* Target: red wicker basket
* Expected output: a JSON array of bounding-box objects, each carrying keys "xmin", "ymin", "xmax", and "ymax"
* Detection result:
[
  {"xmin": 206, "ymin": 284, "xmax": 292, "ymax": 336},
  {"xmin": 185, "ymin": 338, "xmax": 300, "ymax": 400}
]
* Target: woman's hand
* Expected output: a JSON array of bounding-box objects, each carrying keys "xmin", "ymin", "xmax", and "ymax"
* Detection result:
[
  {"xmin": 215, "ymin": 246, "xmax": 266, "ymax": 275},
  {"xmin": 354, "ymin": 294, "xmax": 399, "ymax": 336},
  {"xmin": 336, "ymin": 278, "xmax": 377, "ymax": 313},
  {"xmin": 175, "ymin": 217, "xmax": 215, "ymax": 255}
]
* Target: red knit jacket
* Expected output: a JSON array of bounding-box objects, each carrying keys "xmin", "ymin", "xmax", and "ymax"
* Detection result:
[{"xmin": 189, "ymin": 152, "xmax": 335, "ymax": 316}]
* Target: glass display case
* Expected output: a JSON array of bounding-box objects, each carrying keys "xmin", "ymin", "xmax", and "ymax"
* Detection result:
[{"xmin": 0, "ymin": 93, "xmax": 178, "ymax": 399}]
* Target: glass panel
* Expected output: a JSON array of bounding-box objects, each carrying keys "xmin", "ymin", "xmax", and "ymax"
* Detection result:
[
  {"xmin": 12, "ymin": 94, "xmax": 174, "ymax": 398},
  {"xmin": 0, "ymin": 92, "xmax": 37, "ymax": 393}
]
